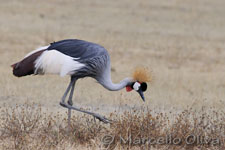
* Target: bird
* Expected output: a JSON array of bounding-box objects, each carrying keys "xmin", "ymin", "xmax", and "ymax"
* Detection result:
[{"xmin": 11, "ymin": 39, "xmax": 150, "ymax": 125}]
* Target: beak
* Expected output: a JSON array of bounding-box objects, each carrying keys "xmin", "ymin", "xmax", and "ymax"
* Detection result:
[{"xmin": 137, "ymin": 89, "xmax": 145, "ymax": 102}]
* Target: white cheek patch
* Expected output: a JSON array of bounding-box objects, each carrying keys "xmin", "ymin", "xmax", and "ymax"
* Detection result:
[{"xmin": 133, "ymin": 82, "xmax": 141, "ymax": 91}]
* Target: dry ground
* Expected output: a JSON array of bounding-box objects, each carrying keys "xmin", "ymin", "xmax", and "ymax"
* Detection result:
[
  {"xmin": 0, "ymin": 0, "xmax": 225, "ymax": 149},
  {"xmin": 0, "ymin": 103, "xmax": 224, "ymax": 150}
]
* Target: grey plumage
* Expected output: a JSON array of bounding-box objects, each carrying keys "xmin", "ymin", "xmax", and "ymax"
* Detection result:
[
  {"xmin": 75, "ymin": 54, "xmax": 110, "ymax": 79},
  {"xmin": 12, "ymin": 39, "xmax": 146, "ymax": 126},
  {"xmin": 48, "ymin": 39, "xmax": 107, "ymax": 61},
  {"xmin": 48, "ymin": 39, "xmax": 114, "ymax": 88}
]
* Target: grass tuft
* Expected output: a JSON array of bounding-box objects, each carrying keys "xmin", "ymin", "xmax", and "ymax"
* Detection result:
[{"xmin": 0, "ymin": 103, "xmax": 224, "ymax": 149}]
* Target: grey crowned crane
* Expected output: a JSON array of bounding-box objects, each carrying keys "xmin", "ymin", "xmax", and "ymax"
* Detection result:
[{"xmin": 11, "ymin": 39, "xmax": 151, "ymax": 124}]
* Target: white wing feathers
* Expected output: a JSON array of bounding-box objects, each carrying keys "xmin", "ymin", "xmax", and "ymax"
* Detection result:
[{"xmin": 34, "ymin": 50, "xmax": 85, "ymax": 76}]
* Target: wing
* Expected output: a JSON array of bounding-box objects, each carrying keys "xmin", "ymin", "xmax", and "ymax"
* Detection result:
[{"xmin": 47, "ymin": 39, "xmax": 107, "ymax": 60}]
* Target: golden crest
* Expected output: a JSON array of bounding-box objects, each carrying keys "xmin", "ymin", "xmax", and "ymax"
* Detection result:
[{"xmin": 132, "ymin": 67, "xmax": 152, "ymax": 83}]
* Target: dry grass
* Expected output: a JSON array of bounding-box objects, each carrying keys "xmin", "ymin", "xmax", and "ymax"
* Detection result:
[
  {"xmin": 0, "ymin": 102, "xmax": 224, "ymax": 150},
  {"xmin": 1, "ymin": 0, "xmax": 225, "ymax": 110},
  {"xmin": 1, "ymin": 0, "xmax": 225, "ymax": 149}
]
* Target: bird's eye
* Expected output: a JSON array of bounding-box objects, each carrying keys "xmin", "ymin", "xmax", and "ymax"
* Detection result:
[{"xmin": 141, "ymin": 82, "xmax": 147, "ymax": 92}]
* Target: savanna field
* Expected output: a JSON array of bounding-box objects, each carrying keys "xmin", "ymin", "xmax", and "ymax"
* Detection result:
[{"xmin": 0, "ymin": 0, "xmax": 224, "ymax": 149}]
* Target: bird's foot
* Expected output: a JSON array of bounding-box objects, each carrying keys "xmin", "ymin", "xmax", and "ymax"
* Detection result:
[
  {"xmin": 93, "ymin": 114, "xmax": 112, "ymax": 124},
  {"xmin": 60, "ymin": 102, "xmax": 67, "ymax": 107}
]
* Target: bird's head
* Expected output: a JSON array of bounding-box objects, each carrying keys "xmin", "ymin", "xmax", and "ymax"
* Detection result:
[{"xmin": 126, "ymin": 67, "xmax": 152, "ymax": 102}]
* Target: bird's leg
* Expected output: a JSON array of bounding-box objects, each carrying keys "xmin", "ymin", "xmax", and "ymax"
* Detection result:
[
  {"xmin": 60, "ymin": 101, "xmax": 111, "ymax": 123},
  {"xmin": 60, "ymin": 103, "xmax": 111, "ymax": 124},
  {"xmin": 68, "ymin": 78, "xmax": 76, "ymax": 106},
  {"xmin": 67, "ymin": 78, "xmax": 76, "ymax": 128},
  {"xmin": 60, "ymin": 79, "xmax": 111, "ymax": 124},
  {"xmin": 59, "ymin": 78, "xmax": 75, "ymax": 129},
  {"xmin": 60, "ymin": 80, "xmax": 74, "ymax": 105}
]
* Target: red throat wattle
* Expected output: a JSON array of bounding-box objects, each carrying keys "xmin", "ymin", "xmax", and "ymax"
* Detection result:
[{"xmin": 126, "ymin": 86, "xmax": 133, "ymax": 92}]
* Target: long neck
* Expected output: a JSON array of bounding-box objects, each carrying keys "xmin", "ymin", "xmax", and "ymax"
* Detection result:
[
  {"xmin": 97, "ymin": 69, "xmax": 132, "ymax": 91},
  {"xmin": 96, "ymin": 60, "xmax": 133, "ymax": 91},
  {"xmin": 100, "ymin": 77, "xmax": 132, "ymax": 91}
]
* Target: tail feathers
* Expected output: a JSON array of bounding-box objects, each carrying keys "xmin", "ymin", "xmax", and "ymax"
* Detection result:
[
  {"xmin": 11, "ymin": 50, "xmax": 45, "ymax": 77},
  {"xmin": 11, "ymin": 63, "xmax": 17, "ymax": 69}
]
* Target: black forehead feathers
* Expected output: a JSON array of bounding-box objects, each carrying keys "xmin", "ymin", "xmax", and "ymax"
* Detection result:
[
  {"xmin": 130, "ymin": 82, "xmax": 135, "ymax": 89},
  {"xmin": 141, "ymin": 82, "xmax": 147, "ymax": 92}
]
